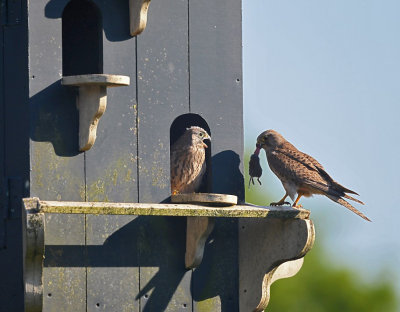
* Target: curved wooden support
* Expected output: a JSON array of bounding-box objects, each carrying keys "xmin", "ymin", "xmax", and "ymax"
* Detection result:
[
  {"xmin": 130, "ymin": 0, "xmax": 151, "ymax": 36},
  {"xmin": 23, "ymin": 198, "xmax": 44, "ymax": 312},
  {"xmin": 239, "ymin": 218, "xmax": 315, "ymax": 311},
  {"xmin": 62, "ymin": 74, "xmax": 130, "ymax": 151},
  {"xmin": 185, "ymin": 216, "xmax": 215, "ymax": 269}
]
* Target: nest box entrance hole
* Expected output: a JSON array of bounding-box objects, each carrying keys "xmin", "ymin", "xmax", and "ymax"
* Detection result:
[
  {"xmin": 170, "ymin": 114, "xmax": 212, "ymax": 193},
  {"xmin": 62, "ymin": 0, "xmax": 103, "ymax": 76}
]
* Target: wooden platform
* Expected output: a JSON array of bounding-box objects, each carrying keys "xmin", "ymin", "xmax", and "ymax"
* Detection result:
[{"xmin": 25, "ymin": 198, "xmax": 310, "ymax": 219}]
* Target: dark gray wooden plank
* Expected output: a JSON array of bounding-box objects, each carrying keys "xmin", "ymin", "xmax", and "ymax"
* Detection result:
[
  {"xmin": 189, "ymin": 0, "xmax": 243, "ymax": 311},
  {"xmin": 0, "ymin": 21, "xmax": 5, "ymax": 249},
  {"xmin": 192, "ymin": 218, "xmax": 239, "ymax": 312},
  {"xmin": 43, "ymin": 214, "xmax": 86, "ymax": 312},
  {"xmin": 138, "ymin": 216, "xmax": 192, "ymax": 312},
  {"xmin": 85, "ymin": 0, "xmax": 138, "ymax": 203},
  {"xmin": 136, "ymin": 0, "xmax": 190, "ymax": 203},
  {"xmin": 86, "ymin": 215, "xmax": 140, "ymax": 312},
  {"xmin": 0, "ymin": 8, "xmax": 30, "ymax": 309},
  {"xmin": 29, "ymin": 0, "xmax": 85, "ymax": 201},
  {"xmin": 136, "ymin": 0, "xmax": 193, "ymax": 310},
  {"xmin": 3, "ymin": 24, "xmax": 29, "ymax": 201},
  {"xmin": 189, "ymin": 0, "xmax": 244, "ymax": 199}
]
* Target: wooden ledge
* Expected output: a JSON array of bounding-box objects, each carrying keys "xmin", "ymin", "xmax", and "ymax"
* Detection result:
[
  {"xmin": 25, "ymin": 198, "xmax": 310, "ymax": 219},
  {"xmin": 23, "ymin": 198, "xmax": 315, "ymax": 311},
  {"xmin": 62, "ymin": 74, "xmax": 130, "ymax": 87},
  {"xmin": 61, "ymin": 74, "xmax": 130, "ymax": 151}
]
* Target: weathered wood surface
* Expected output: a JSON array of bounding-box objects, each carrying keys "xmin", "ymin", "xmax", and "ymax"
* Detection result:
[
  {"xmin": 31, "ymin": 198, "xmax": 310, "ymax": 219},
  {"xmin": 61, "ymin": 74, "xmax": 130, "ymax": 87},
  {"xmin": 185, "ymin": 216, "xmax": 215, "ymax": 269},
  {"xmin": 62, "ymin": 74, "xmax": 130, "ymax": 151},
  {"xmin": 23, "ymin": 199, "xmax": 315, "ymax": 312},
  {"xmin": 24, "ymin": 206, "xmax": 44, "ymax": 312},
  {"xmin": 1, "ymin": 4, "xmax": 30, "ymax": 312},
  {"xmin": 171, "ymin": 193, "xmax": 238, "ymax": 206},
  {"xmin": 239, "ymin": 218, "xmax": 315, "ymax": 311},
  {"xmin": 76, "ymin": 85, "xmax": 107, "ymax": 151},
  {"xmin": 43, "ymin": 214, "xmax": 86, "ymax": 312},
  {"xmin": 86, "ymin": 215, "xmax": 140, "ymax": 311},
  {"xmin": 1, "ymin": 0, "xmax": 319, "ymax": 311},
  {"xmin": 129, "ymin": 0, "xmax": 151, "ymax": 36}
]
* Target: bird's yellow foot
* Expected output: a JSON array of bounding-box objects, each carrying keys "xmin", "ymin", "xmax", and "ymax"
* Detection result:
[
  {"xmin": 270, "ymin": 200, "xmax": 291, "ymax": 206},
  {"xmin": 292, "ymin": 204, "xmax": 303, "ymax": 208},
  {"xmin": 172, "ymin": 190, "xmax": 180, "ymax": 195}
]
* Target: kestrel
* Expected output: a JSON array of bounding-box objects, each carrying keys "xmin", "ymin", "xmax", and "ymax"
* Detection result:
[
  {"xmin": 170, "ymin": 126, "xmax": 211, "ymax": 194},
  {"xmin": 255, "ymin": 129, "xmax": 370, "ymax": 221}
]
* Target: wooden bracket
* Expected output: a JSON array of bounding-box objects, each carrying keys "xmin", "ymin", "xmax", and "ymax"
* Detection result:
[
  {"xmin": 129, "ymin": 0, "xmax": 151, "ymax": 36},
  {"xmin": 62, "ymin": 74, "xmax": 130, "ymax": 151},
  {"xmin": 23, "ymin": 198, "xmax": 44, "ymax": 312},
  {"xmin": 185, "ymin": 216, "xmax": 215, "ymax": 269},
  {"xmin": 172, "ymin": 193, "xmax": 237, "ymax": 269},
  {"xmin": 239, "ymin": 218, "xmax": 315, "ymax": 311}
]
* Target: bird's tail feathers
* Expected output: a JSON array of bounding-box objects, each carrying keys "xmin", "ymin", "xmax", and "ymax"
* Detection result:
[
  {"xmin": 327, "ymin": 195, "xmax": 371, "ymax": 222},
  {"xmin": 343, "ymin": 194, "xmax": 364, "ymax": 205},
  {"xmin": 333, "ymin": 182, "xmax": 359, "ymax": 195}
]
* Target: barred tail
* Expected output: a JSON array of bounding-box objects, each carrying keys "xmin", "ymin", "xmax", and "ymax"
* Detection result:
[
  {"xmin": 327, "ymin": 195, "xmax": 371, "ymax": 222},
  {"xmin": 343, "ymin": 194, "xmax": 364, "ymax": 205}
]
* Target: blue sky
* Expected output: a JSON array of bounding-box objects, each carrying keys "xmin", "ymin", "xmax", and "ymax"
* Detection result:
[{"xmin": 243, "ymin": 0, "xmax": 400, "ymax": 290}]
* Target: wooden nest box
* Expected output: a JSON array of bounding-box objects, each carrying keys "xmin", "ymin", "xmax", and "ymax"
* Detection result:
[{"xmin": 0, "ymin": 0, "xmax": 314, "ymax": 311}]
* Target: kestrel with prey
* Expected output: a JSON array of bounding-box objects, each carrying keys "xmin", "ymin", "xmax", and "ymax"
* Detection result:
[
  {"xmin": 170, "ymin": 126, "xmax": 211, "ymax": 194},
  {"xmin": 255, "ymin": 129, "xmax": 370, "ymax": 221}
]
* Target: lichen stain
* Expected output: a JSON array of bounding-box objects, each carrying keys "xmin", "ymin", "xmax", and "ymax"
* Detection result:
[
  {"xmin": 86, "ymin": 157, "xmax": 136, "ymax": 202},
  {"xmin": 31, "ymin": 142, "xmax": 85, "ymax": 201},
  {"xmin": 141, "ymin": 140, "xmax": 170, "ymax": 190},
  {"xmin": 196, "ymin": 297, "xmax": 220, "ymax": 312}
]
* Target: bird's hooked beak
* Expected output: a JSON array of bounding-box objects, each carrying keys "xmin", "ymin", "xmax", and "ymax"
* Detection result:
[
  {"xmin": 202, "ymin": 133, "xmax": 211, "ymax": 148},
  {"xmin": 254, "ymin": 143, "xmax": 262, "ymax": 155}
]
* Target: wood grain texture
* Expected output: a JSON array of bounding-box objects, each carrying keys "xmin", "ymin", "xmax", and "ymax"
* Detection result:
[
  {"xmin": 35, "ymin": 199, "xmax": 311, "ymax": 219},
  {"xmin": 85, "ymin": 19, "xmax": 138, "ymax": 203},
  {"xmin": 185, "ymin": 216, "xmax": 215, "ymax": 268},
  {"xmin": 129, "ymin": 0, "xmax": 151, "ymax": 36},
  {"xmin": 239, "ymin": 218, "xmax": 315, "ymax": 311},
  {"xmin": 42, "ymin": 214, "xmax": 86, "ymax": 312},
  {"xmin": 23, "ymin": 200, "xmax": 44, "ymax": 312},
  {"xmin": 86, "ymin": 215, "xmax": 140, "ymax": 312},
  {"xmin": 62, "ymin": 74, "xmax": 130, "ymax": 87},
  {"xmin": 171, "ymin": 193, "xmax": 238, "ymax": 206},
  {"xmin": 62, "ymin": 74, "xmax": 130, "ymax": 151}
]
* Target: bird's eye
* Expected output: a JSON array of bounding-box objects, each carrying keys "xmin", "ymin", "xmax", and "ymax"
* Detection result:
[{"xmin": 199, "ymin": 132, "xmax": 204, "ymax": 137}]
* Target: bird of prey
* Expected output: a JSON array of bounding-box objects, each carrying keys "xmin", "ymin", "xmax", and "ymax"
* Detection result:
[
  {"xmin": 255, "ymin": 129, "xmax": 370, "ymax": 221},
  {"xmin": 170, "ymin": 126, "xmax": 211, "ymax": 194}
]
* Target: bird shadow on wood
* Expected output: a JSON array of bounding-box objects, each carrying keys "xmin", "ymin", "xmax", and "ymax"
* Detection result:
[
  {"xmin": 43, "ymin": 150, "xmax": 245, "ymax": 310},
  {"xmin": 44, "ymin": 215, "xmax": 190, "ymax": 311},
  {"xmin": 191, "ymin": 217, "xmax": 239, "ymax": 311},
  {"xmin": 211, "ymin": 150, "xmax": 245, "ymax": 201}
]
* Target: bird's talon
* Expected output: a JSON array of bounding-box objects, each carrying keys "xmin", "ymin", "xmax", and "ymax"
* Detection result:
[{"xmin": 292, "ymin": 204, "xmax": 303, "ymax": 208}]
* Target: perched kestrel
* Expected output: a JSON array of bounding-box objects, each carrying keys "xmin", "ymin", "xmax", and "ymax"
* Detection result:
[
  {"xmin": 170, "ymin": 126, "xmax": 211, "ymax": 194},
  {"xmin": 255, "ymin": 129, "xmax": 370, "ymax": 221}
]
